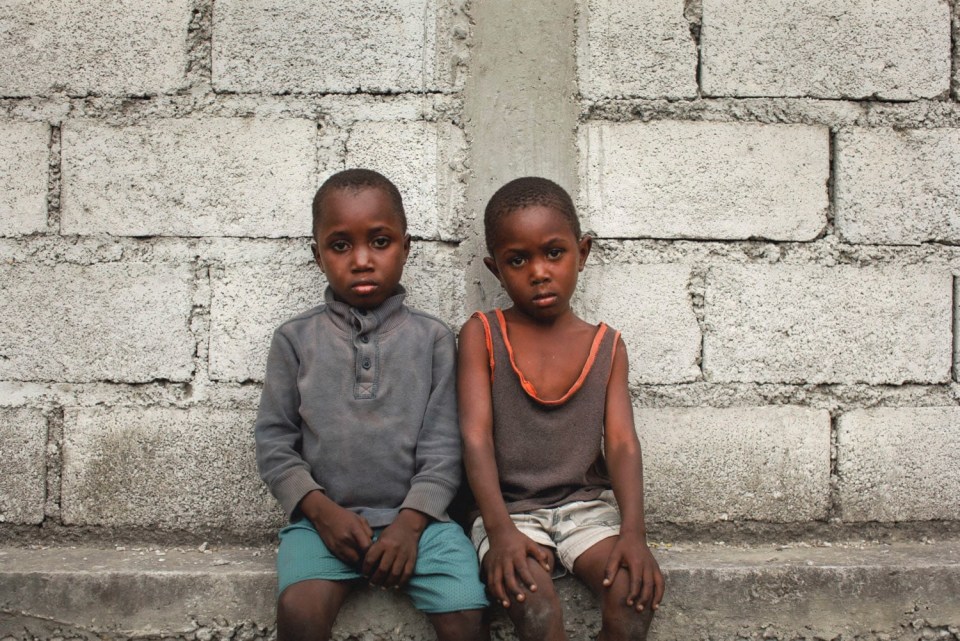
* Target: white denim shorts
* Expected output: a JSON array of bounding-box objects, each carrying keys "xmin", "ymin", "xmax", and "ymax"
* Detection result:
[{"xmin": 470, "ymin": 490, "xmax": 621, "ymax": 574}]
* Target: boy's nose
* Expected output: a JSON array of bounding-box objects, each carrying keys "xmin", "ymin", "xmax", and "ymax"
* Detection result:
[
  {"xmin": 351, "ymin": 247, "xmax": 374, "ymax": 270},
  {"xmin": 530, "ymin": 260, "xmax": 550, "ymax": 283}
]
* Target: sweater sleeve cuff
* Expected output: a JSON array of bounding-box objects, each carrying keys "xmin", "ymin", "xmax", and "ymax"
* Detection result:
[
  {"xmin": 274, "ymin": 469, "xmax": 324, "ymax": 520},
  {"xmin": 400, "ymin": 479, "xmax": 456, "ymax": 522}
]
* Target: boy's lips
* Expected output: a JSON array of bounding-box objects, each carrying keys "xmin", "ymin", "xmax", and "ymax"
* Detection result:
[
  {"xmin": 351, "ymin": 281, "xmax": 379, "ymax": 295},
  {"xmin": 532, "ymin": 292, "xmax": 558, "ymax": 307}
]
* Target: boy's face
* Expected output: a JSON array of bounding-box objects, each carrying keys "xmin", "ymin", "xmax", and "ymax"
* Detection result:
[
  {"xmin": 484, "ymin": 205, "xmax": 591, "ymax": 322},
  {"xmin": 312, "ymin": 186, "xmax": 410, "ymax": 310}
]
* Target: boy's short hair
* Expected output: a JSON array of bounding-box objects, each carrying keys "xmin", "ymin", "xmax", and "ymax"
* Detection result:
[
  {"xmin": 483, "ymin": 176, "xmax": 581, "ymax": 255},
  {"xmin": 312, "ymin": 168, "xmax": 406, "ymax": 236}
]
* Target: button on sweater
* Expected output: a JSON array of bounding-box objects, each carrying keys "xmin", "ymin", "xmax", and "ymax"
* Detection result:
[{"xmin": 254, "ymin": 286, "xmax": 461, "ymax": 527}]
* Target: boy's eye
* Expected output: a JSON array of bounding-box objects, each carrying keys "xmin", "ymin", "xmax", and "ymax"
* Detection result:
[
  {"xmin": 508, "ymin": 256, "xmax": 526, "ymax": 267},
  {"xmin": 330, "ymin": 240, "xmax": 349, "ymax": 252},
  {"xmin": 547, "ymin": 248, "xmax": 564, "ymax": 259},
  {"xmin": 371, "ymin": 236, "xmax": 391, "ymax": 249}
]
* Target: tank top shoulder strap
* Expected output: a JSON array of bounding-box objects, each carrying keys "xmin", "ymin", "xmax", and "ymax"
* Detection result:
[
  {"xmin": 470, "ymin": 310, "xmax": 501, "ymax": 381},
  {"xmin": 594, "ymin": 323, "xmax": 621, "ymax": 389},
  {"xmin": 474, "ymin": 309, "xmax": 621, "ymax": 406}
]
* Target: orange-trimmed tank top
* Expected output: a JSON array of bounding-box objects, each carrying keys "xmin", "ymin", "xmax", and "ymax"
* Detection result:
[{"xmin": 473, "ymin": 309, "xmax": 619, "ymax": 513}]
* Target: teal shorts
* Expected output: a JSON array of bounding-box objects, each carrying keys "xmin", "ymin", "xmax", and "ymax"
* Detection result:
[{"xmin": 277, "ymin": 519, "xmax": 488, "ymax": 614}]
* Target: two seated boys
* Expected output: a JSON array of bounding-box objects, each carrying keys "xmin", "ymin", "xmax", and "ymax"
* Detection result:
[{"xmin": 254, "ymin": 169, "xmax": 663, "ymax": 641}]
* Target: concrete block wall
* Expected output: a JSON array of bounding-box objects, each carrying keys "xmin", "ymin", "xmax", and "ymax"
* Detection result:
[
  {"xmin": 0, "ymin": 0, "xmax": 471, "ymax": 535},
  {"xmin": 574, "ymin": 0, "xmax": 960, "ymax": 532},
  {"xmin": 1, "ymin": 0, "xmax": 960, "ymax": 636},
  {"xmin": 0, "ymin": 0, "xmax": 957, "ymax": 540}
]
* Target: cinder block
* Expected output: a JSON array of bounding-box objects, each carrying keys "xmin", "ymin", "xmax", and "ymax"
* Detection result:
[
  {"xmin": 61, "ymin": 119, "xmax": 316, "ymax": 238},
  {"xmin": 0, "ymin": 0, "xmax": 189, "ymax": 96},
  {"xmin": 209, "ymin": 261, "xmax": 325, "ymax": 383},
  {"xmin": 836, "ymin": 127, "xmax": 960, "ymax": 245},
  {"xmin": 701, "ymin": 0, "xmax": 951, "ymax": 99},
  {"xmin": 838, "ymin": 408, "xmax": 960, "ymax": 521},
  {"xmin": 637, "ymin": 406, "xmax": 831, "ymax": 523},
  {"xmin": 0, "ymin": 122, "xmax": 48, "ymax": 236},
  {"xmin": 576, "ymin": 264, "xmax": 701, "ymax": 384},
  {"xmin": 0, "ymin": 263, "xmax": 194, "ymax": 383},
  {"xmin": 579, "ymin": 121, "xmax": 828, "ymax": 240},
  {"xmin": 402, "ymin": 244, "xmax": 467, "ymax": 328},
  {"xmin": 209, "ymin": 244, "xmax": 464, "ymax": 382},
  {"xmin": 703, "ymin": 266, "xmax": 952, "ymax": 384},
  {"xmin": 213, "ymin": 0, "xmax": 449, "ymax": 94},
  {"xmin": 577, "ymin": 0, "xmax": 697, "ymax": 99},
  {"xmin": 345, "ymin": 121, "xmax": 465, "ymax": 240},
  {"xmin": 0, "ymin": 408, "xmax": 46, "ymax": 525},
  {"xmin": 62, "ymin": 407, "xmax": 280, "ymax": 530}
]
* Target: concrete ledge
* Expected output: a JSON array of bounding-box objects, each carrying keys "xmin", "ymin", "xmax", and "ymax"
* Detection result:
[{"xmin": 2, "ymin": 541, "xmax": 958, "ymax": 640}]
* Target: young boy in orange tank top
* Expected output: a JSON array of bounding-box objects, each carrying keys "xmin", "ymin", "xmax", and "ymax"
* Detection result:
[{"xmin": 458, "ymin": 177, "xmax": 664, "ymax": 641}]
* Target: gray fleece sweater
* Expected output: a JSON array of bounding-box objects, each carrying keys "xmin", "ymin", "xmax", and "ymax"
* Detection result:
[{"xmin": 254, "ymin": 286, "xmax": 461, "ymax": 527}]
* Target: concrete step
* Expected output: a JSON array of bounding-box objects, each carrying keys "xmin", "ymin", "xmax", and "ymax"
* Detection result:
[{"xmin": 1, "ymin": 540, "xmax": 958, "ymax": 641}]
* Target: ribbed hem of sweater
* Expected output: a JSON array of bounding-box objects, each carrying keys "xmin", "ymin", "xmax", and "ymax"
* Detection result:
[
  {"xmin": 275, "ymin": 468, "xmax": 324, "ymax": 520},
  {"xmin": 400, "ymin": 479, "xmax": 456, "ymax": 522}
]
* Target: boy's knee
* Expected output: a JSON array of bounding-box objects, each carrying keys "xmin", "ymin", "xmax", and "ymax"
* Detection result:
[
  {"xmin": 429, "ymin": 609, "xmax": 487, "ymax": 641},
  {"xmin": 277, "ymin": 583, "xmax": 336, "ymax": 641},
  {"xmin": 521, "ymin": 593, "xmax": 561, "ymax": 625},
  {"xmin": 599, "ymin": 596, "xmax": 654, "ymax": 641},
  {"xmin": 508, "ymin": 585, "xmax": 565, "ymax": 639}
]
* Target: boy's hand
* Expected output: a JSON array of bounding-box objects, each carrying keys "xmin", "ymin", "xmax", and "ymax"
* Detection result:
[
  {"xmin": 483, "ymin": 524, "xmax": 553, "ymax": 608},
  {"xmin": 362, "ymin": 508, "xmax": 427, "ymax": 588},
  {"xmin": 601, "ymin": 532, "xmax": 664, "ymax": 612},
  {"xmin": 299, "ymin": 490, "xmax": 373, "ymax": 565}
]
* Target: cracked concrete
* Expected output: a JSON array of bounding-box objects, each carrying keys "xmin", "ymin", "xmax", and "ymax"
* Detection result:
[{"xmin": 1, "ymin": 542, "xmax": 957, "ymax": 641}]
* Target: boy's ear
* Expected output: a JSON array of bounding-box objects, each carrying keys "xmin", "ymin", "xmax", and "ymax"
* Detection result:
[
  {"xmin": 577, "ymin": 234, "xmax": 592, "ymax": 271},
  {"xmin": 483, "ymin": 256, "xmax": 502, "ymax": 282},
  {"xmin": 311, "ymin": 240, "xmax": 324, "ymax": 273},
  {"xmin": 402, "ymin": 233, "xmax": 411, "ymax": 259}
]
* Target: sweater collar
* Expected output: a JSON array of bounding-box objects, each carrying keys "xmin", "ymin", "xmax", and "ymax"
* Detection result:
[{"xmin": 323, "ymin": 285, "xmax": 408, "ymax": 334}]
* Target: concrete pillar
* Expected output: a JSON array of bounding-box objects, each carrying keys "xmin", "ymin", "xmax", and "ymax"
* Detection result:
[{"xmin": 462, "ymin": 0, "xmax": 580, "ymax": 311}]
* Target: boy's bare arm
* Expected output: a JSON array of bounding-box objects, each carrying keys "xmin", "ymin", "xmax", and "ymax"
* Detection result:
[
  {"xmin": 458, "ymin": 318, "xmax": 551, "ymax": 607},
  {"xmin": 299, "ymin": 489, "xmax": 373, "ymax": 566},
  {"xmin": 602, "ymin": 338, "xmax": 665, "ymax": 611}
]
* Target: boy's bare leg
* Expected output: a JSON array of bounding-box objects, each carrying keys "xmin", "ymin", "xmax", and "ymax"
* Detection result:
[
  {"xmin": 277, "ymin": 579, "xmax": 352, "ymax": 641},
  {"xmin": 501, "ymin": 556, "xmax": 568, "ymax": 641},
  {"xmin": 429, "ymin": 609, "xmax": 489, "ymax": 641},
  {"xmin": 573, "ymin": 537, "xmax": 654, "ymax": 641}
]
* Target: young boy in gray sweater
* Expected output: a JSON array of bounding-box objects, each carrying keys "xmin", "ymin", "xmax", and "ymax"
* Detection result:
[{"xmin": 255, "ymin": 169, "xmax": 487, "ymax": 641}]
